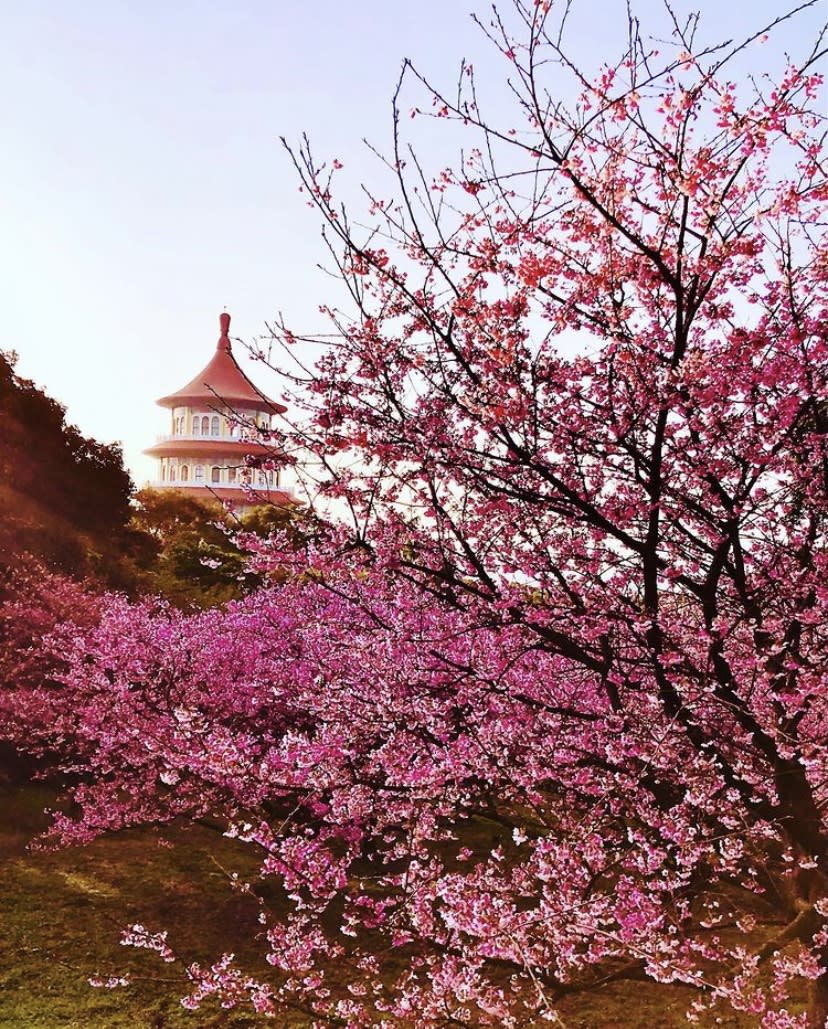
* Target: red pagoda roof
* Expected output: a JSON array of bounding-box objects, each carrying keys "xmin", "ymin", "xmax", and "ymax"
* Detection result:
[{"xmin": 157, "ymin": 313, "xmax": 285, "ymax": 413}]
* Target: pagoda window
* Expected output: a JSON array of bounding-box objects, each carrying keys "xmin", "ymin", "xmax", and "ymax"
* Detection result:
[
  {"xmin": 180, "ymin": 465, "xmax": 189, "ymax": 482},
  {"xmin": 211, "ymin": 466, "xmax": 221, "ymax": 483},
  {"xmin": 192, "ymin": 418, "xmax": 200, "ymax": 436},
  {"xmin": 211, "ymin": 416, "xmax": 220, "ymax": 437},
  {"xmin": 161, "ymin": 465, "xmax": 167, "ymax": 482},
  {"xmin": 195, "ymin": 465, "xmax": 204, "ymax": 482},
  {"xmin": 227, "ymin": 467, "xmax": 237, "ymax": 483},
  {"xmin": 201, "ymin": 416, "xmax": 210, "ymax": 434}
]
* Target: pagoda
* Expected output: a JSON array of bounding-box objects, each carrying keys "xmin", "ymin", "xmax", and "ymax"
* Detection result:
[{"xmin": 144, "ymin": 312, "xmax": 293, "ymax": 507}]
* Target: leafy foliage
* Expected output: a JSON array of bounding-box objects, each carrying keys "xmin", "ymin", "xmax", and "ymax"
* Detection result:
[
  {"xmin": 0, "ymin": 352, "xmax": 132, "ymax": 540},
  {"xmin": 127, "ymin": 489, "xmax": 301, "ymax": 608},
  {"xmin": 0, "ymin": 351, "xmax": 135, "ymax": 582}
]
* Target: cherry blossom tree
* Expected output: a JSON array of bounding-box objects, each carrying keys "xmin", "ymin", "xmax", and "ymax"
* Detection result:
[
  {"xmin": 0, "ymin": 557, "xmax": 103, "ymax": 779},
  {"xmin": 19, "ymin": 1, "xmax": 828, "ymax": 1025}
]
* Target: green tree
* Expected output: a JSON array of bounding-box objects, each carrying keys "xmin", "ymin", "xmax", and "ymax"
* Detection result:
[{"xmin": 129, "ymin": 489, "xmax": 300, "ymax": 607}]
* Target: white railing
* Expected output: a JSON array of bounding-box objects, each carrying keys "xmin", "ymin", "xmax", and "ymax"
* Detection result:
[
  {"xmin": 144, "ymin": 479, "xmax": 279, "ymax": 491},
  {"xmin": 153, "ymin": 433, "xmax": 264, "ymax": 444}
]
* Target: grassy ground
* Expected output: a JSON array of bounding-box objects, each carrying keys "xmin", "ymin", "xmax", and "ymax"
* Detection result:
[
  {"xmin": 0, "ymin": 782, "xmax": 767, "ymax": 1029},
  {"xmin": 0, "ymin": 782, "xmax": 275, "ymax": 1029}
]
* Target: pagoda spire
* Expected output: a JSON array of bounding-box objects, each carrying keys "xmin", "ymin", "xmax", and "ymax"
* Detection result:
[{"xmin": 218, "ymin": 311, "xmax": 232, "ymax": 352}]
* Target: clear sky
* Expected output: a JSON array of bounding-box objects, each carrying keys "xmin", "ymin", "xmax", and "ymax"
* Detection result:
[{"xmin": 2, "ymin": 0, "xmax": 823, "ymax": 485}]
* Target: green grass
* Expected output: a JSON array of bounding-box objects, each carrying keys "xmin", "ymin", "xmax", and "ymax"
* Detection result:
[
  {"xmin": 0, "ymin": 783, "xmax": 773, "ymax": 1028},
  {"xmin": 0, "ymin": 783, "xmax": 273, "ymax": 1028}
]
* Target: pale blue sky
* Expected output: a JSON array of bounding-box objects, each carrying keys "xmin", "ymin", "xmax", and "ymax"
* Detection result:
[{"xmin": 2, "ymin": 0, "xmax": 823, "ymax": 484}]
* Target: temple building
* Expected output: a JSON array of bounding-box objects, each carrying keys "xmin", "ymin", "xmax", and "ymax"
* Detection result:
[{"xmin": 144, "ymin": 312, "xmax": 293, "ymax": 507}]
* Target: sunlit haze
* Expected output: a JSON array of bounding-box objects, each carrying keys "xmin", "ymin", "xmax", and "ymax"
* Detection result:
[{"xmin": 3, "ymin": 0, "xmax": 819, "ymax": 486}]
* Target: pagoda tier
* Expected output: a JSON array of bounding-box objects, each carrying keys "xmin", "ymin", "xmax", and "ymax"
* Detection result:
[
  {"xmin": 143, "ymin": 312, "xmax": 294, "ymax": 508},
  {"xmin": 141, "ymin": 484, "xmax": 295, "ymax": 507},
  {"xmin": 144, "ymin": 437, "xmax": 275, "ymax": 459}
]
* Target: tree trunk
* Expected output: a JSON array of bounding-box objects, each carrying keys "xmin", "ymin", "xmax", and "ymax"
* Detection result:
[{"xmin": 808, "ymin": 971, "xmax": 828, "ymax": 1029}]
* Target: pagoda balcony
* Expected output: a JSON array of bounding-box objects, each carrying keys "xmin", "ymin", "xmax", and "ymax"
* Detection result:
[
  {"xmin": 141, "ymin": 481, "xmax": 296, "ymax": 506},
  {"xmin": 153, "ymin": 432, "xmax": 265, "ymax": 443},
  {"xmin": 145, "ymin": 479, "xmax": 273, "ymax": 490},
  {"xmin": 144, "ymin": 437, "xmax": 274, "ymax": 459}
]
